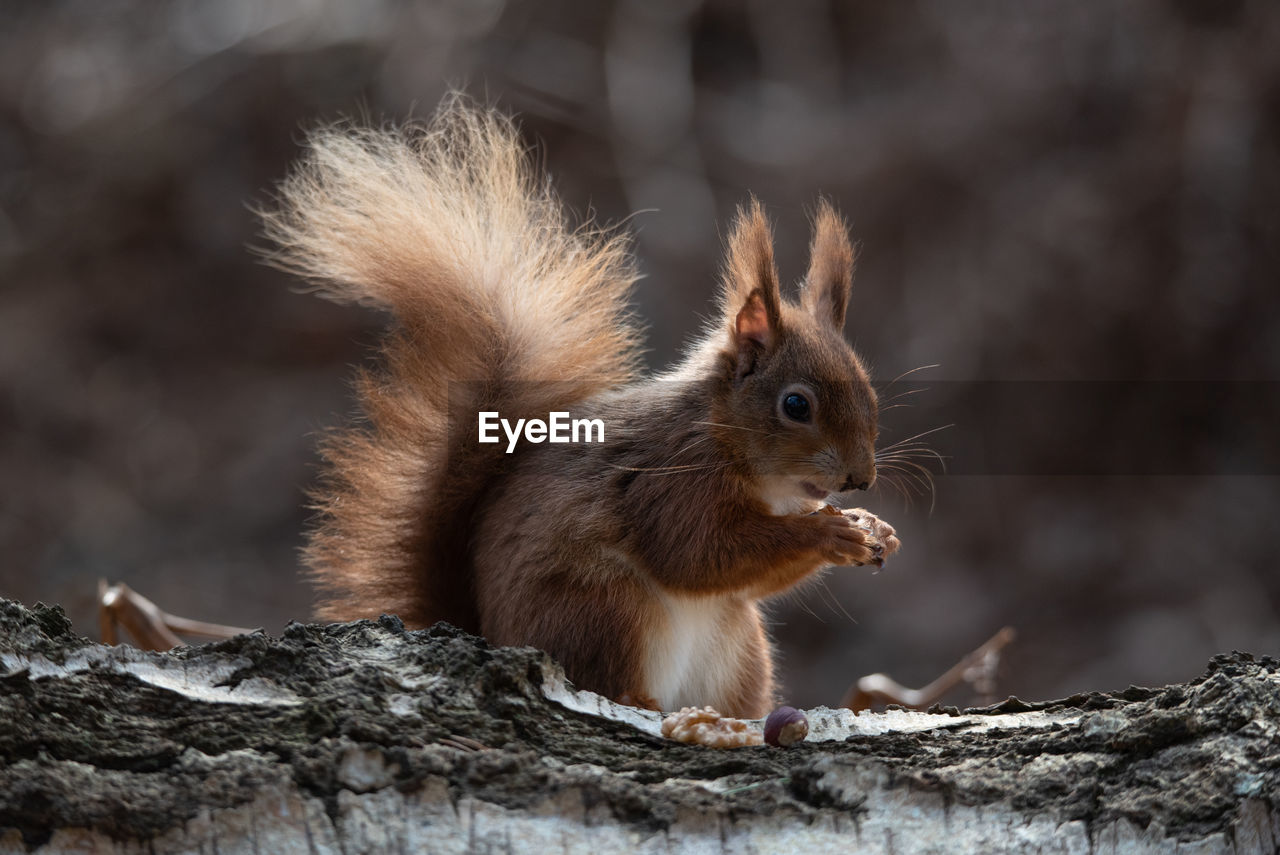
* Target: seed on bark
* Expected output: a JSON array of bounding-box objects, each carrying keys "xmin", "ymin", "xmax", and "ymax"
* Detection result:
[{"xmin": 763, "ymin": 706, "xmax": 808, "ymax": 747}]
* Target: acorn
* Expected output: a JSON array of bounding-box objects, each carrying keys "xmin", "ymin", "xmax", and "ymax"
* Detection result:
[{"xmin": 763, "ymin": 706, "xmax": 809, "ymax": 747}]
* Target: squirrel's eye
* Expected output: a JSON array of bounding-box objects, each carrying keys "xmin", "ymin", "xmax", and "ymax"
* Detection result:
[{"xmin": 782, "ymin": 393, "xmax": 811, "ymax": 422}]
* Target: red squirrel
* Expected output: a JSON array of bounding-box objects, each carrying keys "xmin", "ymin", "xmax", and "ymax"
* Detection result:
[{"xmin": 261, "ymin": 99, "xmax": 899, "ymax": 718}]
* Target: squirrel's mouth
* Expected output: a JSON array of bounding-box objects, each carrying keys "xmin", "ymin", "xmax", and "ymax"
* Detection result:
[{"xmin": 800, "ymin": 481, "xmax": 830, "ymax": 500}]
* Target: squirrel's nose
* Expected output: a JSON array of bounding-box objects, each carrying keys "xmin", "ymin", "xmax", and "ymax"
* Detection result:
[{"xmin": 840, "ymin": 475, "xmax": 872, "ymax": 492}]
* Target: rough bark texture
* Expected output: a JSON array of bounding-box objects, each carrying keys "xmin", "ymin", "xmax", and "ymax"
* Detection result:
[{"xmin": 1, "ymin": 599, "xmax": 1277, "ymax": 854}]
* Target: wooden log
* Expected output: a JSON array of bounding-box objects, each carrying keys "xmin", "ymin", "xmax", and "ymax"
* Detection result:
[{"xmin": 0, "ymin": 599, "xmax": 1276, "ymax": 854}]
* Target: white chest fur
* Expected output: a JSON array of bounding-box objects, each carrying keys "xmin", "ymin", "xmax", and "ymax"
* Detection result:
[{"xmin": 644, "ymin": 591, "xmax": 747, "ymax": 711}]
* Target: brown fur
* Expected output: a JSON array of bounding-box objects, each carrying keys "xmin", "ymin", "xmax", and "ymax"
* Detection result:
[{"xmin": 263, "ymin": 99, "xmax": 897, "ymax": 717}]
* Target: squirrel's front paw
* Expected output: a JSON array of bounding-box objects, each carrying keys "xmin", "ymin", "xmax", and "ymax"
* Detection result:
[
  {"xmin": 841, "ymin": 508, "xmax": 900, "ymax": 566},
  {"xmin": 815, "ymin": 510, "xmax": 878, "ymax": 567},
  {"xmin": 816, "ymin": 506, "xmax": 900, "ymax": 567}
]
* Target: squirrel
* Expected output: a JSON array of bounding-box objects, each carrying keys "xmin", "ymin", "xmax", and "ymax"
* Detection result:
[{"xmin": 260, "ymin": 98, "xmax": 900, "ymax": 718}]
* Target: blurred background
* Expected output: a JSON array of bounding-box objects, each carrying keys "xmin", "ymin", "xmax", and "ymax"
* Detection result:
[{"xmin": 1, "ymin": 0, "xmax": 1277, "ymax": 708}]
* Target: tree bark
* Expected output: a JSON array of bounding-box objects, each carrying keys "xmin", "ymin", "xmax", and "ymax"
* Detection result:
[{"xmin": 1, "ymin": 599, "xmax": 1276, "ymax": 854}]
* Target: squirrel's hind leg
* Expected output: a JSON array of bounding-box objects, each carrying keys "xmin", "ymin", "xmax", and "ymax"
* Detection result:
[{"xmin": 480, "ymin": 568, "xmax": 657, "ymax": 707}]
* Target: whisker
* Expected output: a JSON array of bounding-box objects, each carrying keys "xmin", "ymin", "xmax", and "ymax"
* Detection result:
[
  {"xmin": 877, "ymin": 462, "xmax": 938, "ymax": 514},
  {"xmin": 608, "ymin": 460, "xmax": 730, "ymax": 475},
  {"xmin": 878, "ymin": 464, "xmax": 930, "ymax": 496},
  {"xmin": 795, "ymin": 589, "xmax": 824, "ymax": 623},
  {"xmin": 875, "ymin": 449, "xmax": 944, "ymax": 463},
  {"xmin": 691, "ymin": 420, "xmax": 771, "ymax": 436},
  {"xmin": 882, "ymin": 456, "xmax": 944, "ymax": 480},
  {"xmin": 881, "ymin": 456, "xmax": 937, "ymax": 482},
  {"xmin": 875, "ymin": 421, "xmax": 947, "ymax": 513},
  {"xmin": 878, "ymin": 461, "xmax": 932, "ymax": 494},
  {"xmin": 876, "ymin": 424, "xmax": 953, "ymax": 453},
  {"xmin": 878, "ymin": 363, "xmax": 941, "ymax": 392},
  {"xmin": 875, "ymin": 470, "xmax": 914, "ymax": 509},
  {"xmin": 876, "ymin": 439, "xmax": 946, "ymax": 453},
  {"xmin": 878, "ymin": 387, "xmax": 929, "ymax": 406},
  {"xmin": 606, "ymin": 431, "xmax": 722, "ymax": 476},
  {"xmin": 876, "ymin": 445, "xmax": 946, "ymax": 457},
  {"xmin": 816, "ymin": 575, "xmax": 855, "ymax": 623},
  {"xmin": 670, "ymin": 434, "xmax": 713, "ymax": 458},
  {"xmin": 877, "ymin": 449, "xmax": 948, "ymax": 471}
]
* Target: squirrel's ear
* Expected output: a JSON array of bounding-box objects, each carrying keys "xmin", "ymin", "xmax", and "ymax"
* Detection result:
[
  {"xmin": 735, "ymin": 290, "xmax": 772, "ymax": 349},
  {"xmin": 722, "ymin": 199, "xmax": 782, "ymax": 358},
  {"xmin": 800, "ymin": 199, "xmax": 856, "ymax": 330}
]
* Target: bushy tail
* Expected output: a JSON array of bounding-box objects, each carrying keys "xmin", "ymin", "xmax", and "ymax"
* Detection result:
[{"xmin": 260, "ymin": 98, "xmax": 642, "ymax": 629}]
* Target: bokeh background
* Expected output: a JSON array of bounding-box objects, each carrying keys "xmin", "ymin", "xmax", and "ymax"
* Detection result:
[{"xmin": 2, "ymin": 0, "xmax": 1277, "ymax": 708}]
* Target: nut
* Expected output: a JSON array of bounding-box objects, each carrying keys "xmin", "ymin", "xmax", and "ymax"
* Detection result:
[
  {"xmin": 763, "ymin": 706, "xmax": 809, "ymax": 747},
  {"xmin": 660, "ymin": 706, "xmax": 764, "ymax": 748}
]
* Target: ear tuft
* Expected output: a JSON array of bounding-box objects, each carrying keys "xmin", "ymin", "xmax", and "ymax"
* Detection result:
[
  {"xmin": 721, "ymin": 198, "xmax": 782, "ymax": 351},
  {"xmin": 801, "ymin": 199, "xmax": 856, "ymax": 329}
]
